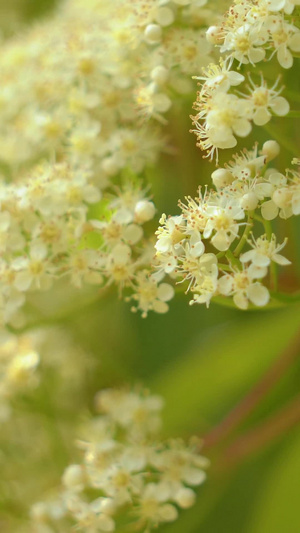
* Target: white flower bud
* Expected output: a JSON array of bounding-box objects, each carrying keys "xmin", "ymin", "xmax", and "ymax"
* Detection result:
[
  {"xmin": 151, "ymin": 65, "xmax": 169, "ymax": 85},
  {"xmin": 240, "ymin": 192, "xmax": 258, "ymax": 210},
  {"xmin": 101, "ymin": 157, "xmax": 119, "ymax": 176},
  {"xmin": 134, "ymin": 200, "xmax": 156, "ymax": 223},
  {"xmin": 62, "ymin": 464, "xmax": 85, "ymax": 489},
  {"xmin": 211, "ymin": 168, "xmax": 234, "ymax": 188},
  {"xmin": 261, "ymin": 140, "xmax": 280, "ymax": 162},
  {"xmin": 206, "ymin": 26, "xmax": 222, "ymax": 44},
  {"xmin": 144, "ymin": 24, "xmax": 162, "ymax": 44},
  {"xmin": 175, "ymin": 488, "xmax": 196, "ymax": 509},
  {"xmin": 155, "ymin": 7, "xmax": 175, "ymax": 27}
]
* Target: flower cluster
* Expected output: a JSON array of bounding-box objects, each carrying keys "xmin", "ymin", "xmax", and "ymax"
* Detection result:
[
  {"xmin": 0, "ymin": 160, "xmax": 176, "ymax": 326},
  {"xmin": 0, "ymin": 331, "xmax": 40, "ymax": 420},
  {"xmin": 191, "ymin": 65, "xmax": 289, "ymax": 159},
  {"xmin": 154, "ymin": 141, "xmax": 297, "ymax": 310},
  {"xmin": 190, "ymin": 0, "xmax": 300, "ymax": 160},
  {"xmin": 31, "ymin": 388, "xmax": 209, "ymax": 533},
  {"xmin": 0, "ymin": 0, "xmax": 218, "ymax": 179}
]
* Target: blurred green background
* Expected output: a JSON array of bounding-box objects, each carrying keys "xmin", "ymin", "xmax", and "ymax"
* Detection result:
[{"xmin": 0, "ymin": 1, "xmax": 300, "ymax": 532}]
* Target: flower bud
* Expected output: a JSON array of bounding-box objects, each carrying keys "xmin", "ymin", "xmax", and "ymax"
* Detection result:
[
  {"xmin": 155, "ymin": 7, "xmax": 175, "ymax": 27},
  {"xmin": 261, "ymin": 140, "xmax": 280, "ymax": 162},
  {"xmin": 211, "ymin": 168, "xmax": 234, "ymax": 188},
  {"xmin": 206, "ymin": 26, "xmax": 223, "ymax": 44},
  {"xmin": 101, "ymin": 157, "xmax": 119, "ymax": 176},
  {"xmin": 175, "ymin": 488, "xmax": 196, "ymax": 509},
  {"xmin": 151, "ymin": 65, "xmax": 169, "ymax": 85},
  {"xmin": 240, "ymin": 192, "xmax": 258, "ymax": 210},
  {"xmin": 134, "ymin": 200, "xmax": 156, "ymax": 223},
  {"xmin": 144, "ymin": 24, "xmax": 162, "ymax": 44}
]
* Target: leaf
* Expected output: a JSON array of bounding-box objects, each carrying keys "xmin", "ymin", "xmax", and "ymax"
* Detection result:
[
  {"xmin": 246, "ymin": 428, "xmax": 300, "ymax": 533},
  {"xmin": 152, "ymin": 304, "xmax": 300, "ymax": 434}
]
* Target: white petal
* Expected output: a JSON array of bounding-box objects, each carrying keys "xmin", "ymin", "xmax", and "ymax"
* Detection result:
[
  {"xmin": 247, "ymin": 282, "xmax": 269, "ymax": 306},
  {"xmin": 240, "ymin": 250, "xmax": 255, "ymax": 263},
  {"xmin": 152, "ymin": 300, "xmax": 169, "ymax": 314},
  {"xmin": 218, "ymin": 275, "xmax": 232, "ymax": 295},
  {"xmin": 277, "ymin": 45, "xmax": 293, "ymax": 69},
  {"xmin": 233, "ymin": 119, "xmax": 252, "ymax": 137},
  {"xmin": 292, "ymin": 192, "xmax": 300, "ymax": 215},
  {"xmin": 111, "ymin": 243, "xmax": 131, "ymax": 264},
  {"xmin": 123, "ymin": 224, "xmax": 143, "ymax": 244},
  {"xmin": 261, "ymin": 200, "xmax": 279, "ymax": 220},
  {"xmin": 253, "ymin": 107, "xmax": 271, "ymax": 126},
  {"xmin": 183, "ymin": 468, "xmax": 206, "ymax": 486},
  {"xmin": 14, "ymin": 272, "xmax": 32, "ymax": 292},
  {"xmin": 249, "ymin": 47, "xmax": 266, "ymax": 63},
  {"xmin": 233, "ymin": 292, "xmax": 248, "ymax": 309},
  {"xmin": 272, "ymin": 253, "xmax": 291, "ymax": 265},
  {"xmin": 289, "ymin": 32, "xmax": 300, "ymax": 52},
  {"xmin": 252, "ymin": 253, "xmax": 270, "ymax": 267},
  {"xmin": 271, "ymin": 96, "xmax": 290, "ymax": 116},
  {"xmin": 157, "ymin": 283, "xmax": 174, "ymax": 302},
  {"xmin": 159, "ymin": 504, "xmax": 178, "ymax": 522}
]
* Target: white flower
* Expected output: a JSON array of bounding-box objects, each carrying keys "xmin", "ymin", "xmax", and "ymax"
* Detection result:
[
  {"xmin": 155, "ymin": 214, "xmax": 185, "ymax": 254},
  {"xmin": 240, "ymin": 234, "xmax": 291, "ymax": 267},
  {"xmin": 271, "ymin": 20, "xmax": 300, "ymax": 69},
  {"xmin": 138, "ymin": 483, "xmax": 178, "ymax": 526},
  {"xmin": 203, "ymin": 199, "xmax": 245, "ymax": 252},
  {"xmin": 12, "ymin": 244, "xmax": 53, "ymax": 292},
  {"xmin": 221, "ymin": 23, "xmax": 268, "ymax": 65},
  {"xmin": 218, "ymin": 268, "xmax": 270, "ymax": 310},
  {"xmin": 247, "ymin": 76, "xmax": 289, "ymax": 126},
  {"xmin": 194, "ymin": 60, "xmax": 245, "ymax": 94},
  {"xmin": 130, "ymin": 271, "xmax": 175, "ymax": 318}
]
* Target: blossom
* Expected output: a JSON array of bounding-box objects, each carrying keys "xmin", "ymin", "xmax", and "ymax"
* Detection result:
[
  {"xmin": 218, "ymin": 268, "xmax": 270, "ymax": 310},
  {"xmin": 31, "ymin": 388, "xmax": 209, "ymax": 532},
  {"xmin": 240, "ymin": 234, "xmax": 291, "ymax": 267},
  {"xmin": 246, "ymin": 76, "xmax": 289, "ymax": 126}
]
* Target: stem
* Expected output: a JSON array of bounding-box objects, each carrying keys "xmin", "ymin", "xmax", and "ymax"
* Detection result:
[
  {"xmin": 218, "ymin": 263, "xmax": 232, "ymax": 272},
  {"xmin": 225, "ymin": 248, "xmax": 242, "ymax": 270},
  {"xmin": 203, "ymin": 329, "xmax": 300, "ymax": 450},
  {"xmin": 223, "ymin": 395, "xmax": 300, "ymax": 467},
  {"xmin": 233, "ymin": 211, "xmax": 254, "ymax": 257}
]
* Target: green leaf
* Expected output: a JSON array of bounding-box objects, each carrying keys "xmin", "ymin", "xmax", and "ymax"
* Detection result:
[
  {"xmin": 246, "ymin": 428, "xmax": 300, "ymax": 533},
  {"xmin": 152, "ymin": 304, "xmax": 300, "ymax": 434}
]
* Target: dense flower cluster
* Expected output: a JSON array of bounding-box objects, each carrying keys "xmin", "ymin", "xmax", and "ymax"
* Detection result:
[
  {"xmin": 0, "ymin": 0, "xmax": 228, "ymax": 324},
  {"xmin": 0, "ymin": 0, "xmax": 219, "ymax": 179},
  {"xmin": 31, "ymin": 388, "xmax": 209, "ymax": 532},
  {"xmin": 0, "ymin": 160, "xmax": 176, "ymax": 326},
  {"xmin": 191, "ymin": 0, "xmax": 300, "ymax": 160},
  {"xmin": 155, "ymin": 141, "xmax": 298, "ymax": 309}
]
